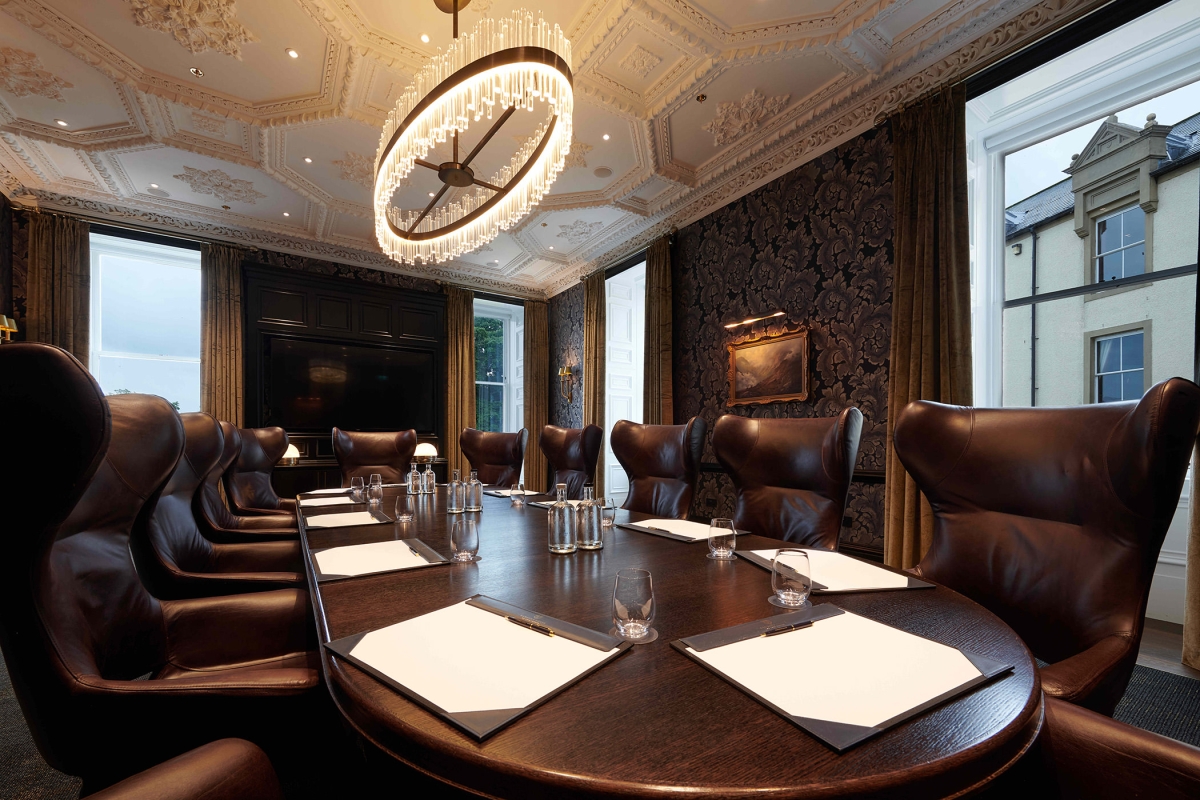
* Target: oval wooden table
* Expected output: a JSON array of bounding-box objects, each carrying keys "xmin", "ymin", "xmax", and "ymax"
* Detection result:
[{"xmin": 298, "ymin": 488, "xmax": 1041, "ymax": 799}]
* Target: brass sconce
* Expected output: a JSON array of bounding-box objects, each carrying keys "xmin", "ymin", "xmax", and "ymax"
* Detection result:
[
  {"xmin": 558, "ymin": 366, "xmax": 574, "ymax": 402},
  {"xmin": 723, "ymin": 310, "xmax": 785, "ymax": 330},
  {"xmin": 0, "ymin": 315, "xmax": 17, "ymax": 343}
]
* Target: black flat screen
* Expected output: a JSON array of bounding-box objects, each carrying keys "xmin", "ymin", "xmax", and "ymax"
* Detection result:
[{"xmin": 264, "ymin": 337, "xmax": 435, "ymax": 432}]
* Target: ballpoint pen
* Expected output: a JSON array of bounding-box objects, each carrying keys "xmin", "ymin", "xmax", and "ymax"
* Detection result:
[
  {"xmin": 407, "ymin": 544, "xmax": 423, "ymax": 559},
  {"xmin": 760, "ymin": 620, "xmax": 814, "ymax": 637},
  {"xmin": 505, "ymin": 616, "xmax": 555, "ymax": 637}
]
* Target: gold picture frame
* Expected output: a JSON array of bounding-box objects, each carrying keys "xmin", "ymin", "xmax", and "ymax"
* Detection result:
[{"xmin": 727, "ymin": 329, "xmax": 810, "ymax": 406}]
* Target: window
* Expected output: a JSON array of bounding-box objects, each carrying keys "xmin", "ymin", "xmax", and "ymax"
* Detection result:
[
  {"xmin": 1096, "ymin": 206, "xmax": 1146, "ymax": 282},
  {"xmin": 89, "ymin": 233, "xmax": 202, "ymax": 411},
  {"xmin": 1094, "ymin": 330, "xmax": 1144, "ymax": 402},
  {"xmin": 473, "ymin": 299, "xmax": 524, "ymax": 433}
]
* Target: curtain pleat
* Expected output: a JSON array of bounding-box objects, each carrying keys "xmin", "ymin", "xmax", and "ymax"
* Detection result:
[
  {"xmin": 883, "ymin": 85, "xmax": 973, "ymax": 569},
  {"xmin": 643, "ymin": 236, "xmax": 673, "ymax": 425},
  {"xmin": 27, "ymin": 213, "xmax": 89, "ymax": 366},
  {"xmin": 1184, "ymin": 444, "xmax": 1200, "ymax": 668},
  {"xmin": 523, "ymin": 299, "xmax": 550, "ymax": 493},
  {"xmin": 201, "ymin": 243, "xmax": 245, "ymax": 426},
  {"xmin": 444, "ymin": 286, "xmax": 475, "ymax": 478},
  {"xmin": 583, "ymin": 271, "xmax": 606, "ymax": 497}
]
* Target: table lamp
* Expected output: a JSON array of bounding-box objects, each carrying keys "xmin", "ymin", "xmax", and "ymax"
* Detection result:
[
  {"xmin": 414, "ymin": 443, "xmax": 438, "ymax": 463},
  {"xmin": 279, "ymin": 443, "xmax": 300, "ymax": 466}
]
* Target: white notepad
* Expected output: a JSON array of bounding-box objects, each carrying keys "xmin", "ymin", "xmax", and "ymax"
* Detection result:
[
  {"xmin": 637, "ymin": 518, "xmax": 728, "ymax": 540},
  {"xmin": 686, "ymin": 610, "xmax": 982, "ymax": 728},
  {"xmin": 314, "ymin": 539, "xmax": 429, "ymax": 577},
  {"xmin": 304, "ymin": 511, "xmax": 386, "ymax": 528},
  {"xmin": 347, "ymin": 601, "xmax": 618, "ymax": 713},
  {"xmin": 299, "ymin": 496, "xmax": 355, "ymax": 507},
  {"xmin": 751, "ymin": 548, "xmax": 909, "ymax": 591},
  {"xmin": 304, "ymin": 487, "xmax": 349, "ymax": 495}
]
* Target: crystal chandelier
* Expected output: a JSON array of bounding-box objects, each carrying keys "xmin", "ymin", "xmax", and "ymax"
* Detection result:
[{"xmin": 374, "ymin": 1, "xmax": 573, "ymax": 265}]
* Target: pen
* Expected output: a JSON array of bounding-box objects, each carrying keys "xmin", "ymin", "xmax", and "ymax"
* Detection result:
[
  {"xmin": 760, "ymin": 620, "xmax": 814, "ymax": 637},
  {"xmin": 505, "ymin": 616, "xmax": 555, "ymax": 637},
  {"xmin": 407, "ymin": 544, "xmax": 423, "ymax": 559}
]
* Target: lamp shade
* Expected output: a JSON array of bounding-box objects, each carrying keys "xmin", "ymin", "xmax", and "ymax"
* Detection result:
[
  {"xmin": 414, "ymin": 443, "xmax": 438, "ymax": 458},
  {"xmin": 281, "ymin": 444, "xmax": 300, "ymax": 460}
]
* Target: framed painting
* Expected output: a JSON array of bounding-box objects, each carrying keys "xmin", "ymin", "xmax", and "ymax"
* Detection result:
[{"xmin": 727, "ymin": 329, "xmax": 809, "ymax": 406}]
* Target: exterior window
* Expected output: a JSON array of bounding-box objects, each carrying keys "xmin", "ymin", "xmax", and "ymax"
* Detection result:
[
  {"xmin": 1095, "ymin": 205, "xmax": 1146, "ymax": 282},
  {"xmin": 89, "ymin": 233, "xmax": 201, "ymax": 411},
  {"xmin": 1094, "ymin": 330, "xmax": 1144, "ymax": 403},
  {"xmin": 472, "ymin": 299, "xmax": 524, "ymax": 433}
]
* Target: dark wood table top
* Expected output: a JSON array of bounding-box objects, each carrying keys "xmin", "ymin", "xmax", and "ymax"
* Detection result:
[{"xmin": 298, "ymin": 488, "xmax": 1041, "ymax": 799}]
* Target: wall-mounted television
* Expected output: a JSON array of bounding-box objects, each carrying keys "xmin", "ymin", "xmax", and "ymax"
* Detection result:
[{"xmin": 263, "ymin": 336, "xmax": 435, "ymax": 433}]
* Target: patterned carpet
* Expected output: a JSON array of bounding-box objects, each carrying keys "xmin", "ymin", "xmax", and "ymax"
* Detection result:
[{"xmin": 1, "ymin": 656, "xmax": 1197, "ymax": 799}]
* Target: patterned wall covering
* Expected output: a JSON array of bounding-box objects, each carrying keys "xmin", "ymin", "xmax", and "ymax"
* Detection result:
[
  {"xmin": 670, "ymin": 125, "xmax": 894, "ymax": 552},
  {"xmin": 8, "ymin": 207, "xmax": 28, "ymax": 340},
  {"xmin": 548, "ymin": 281, "xmax": 584, "ymax": 429}
]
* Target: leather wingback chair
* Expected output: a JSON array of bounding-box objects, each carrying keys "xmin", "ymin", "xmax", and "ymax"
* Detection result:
[
  {"xmin": 88, "ymin": 739, "xmax": 284, "ymax": 800},
  {"xmin": 712, "ymin": 408, "xmax": 863, "ymax": 549},
  {"xmin": 223, "ymin": 427, "xmax": 297, "ymax": 515},
  {"xmin": 611, "ymin": 418, "xmax": 707, "ymax": 518},
  {"xmin": 140, "ymin": 412, "xmax": 303, "ymax": 599},
  {"xmin": 460, "ymin": 427, "xmax": 528, "ymax": 486},
  {"xmin": 332, "ymin": 427, "xmax": 418, "ymax": 485},
  {"xmin": 894, "ymin": 378, "xmax": 1200, "ymax": 716},
  {"xmin": 539, "ymin": 424, "xmax": 602, "ymax": 500},
  {"xmin": 196, "ymin": 421, "xmax": 297, "ymax": 543},
  {"xmin": 0, "ymin": 344, "xmax": 319, "ymax": 791}
]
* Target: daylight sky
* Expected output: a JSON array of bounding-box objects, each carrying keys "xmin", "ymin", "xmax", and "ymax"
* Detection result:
[{"xmin": 1005, "ymin": 79, "xmax": 1200, "ymax": 206}]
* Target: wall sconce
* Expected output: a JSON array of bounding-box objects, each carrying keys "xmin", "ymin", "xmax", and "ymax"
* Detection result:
[
  {"xmin": 723, "ymin": 310, "xmax": 784, "ymax": 330},
  {"xmin": 0, "ymin": 315, "xmax": 17, "ymax": 343},
  {"xmin": 279, "ymin": 443, "xmax": 300, "ymax": 466},
  {"xmin": 1011, "ymin": 243, "xmax": 1022, "ymax": 256},
  {"xmin": 558, "ymin": 366, "xmax": 574, "ymax": 402},
  {"xmin": 414, "ymin": 442, "xmax": 438, "ymax": 463}
]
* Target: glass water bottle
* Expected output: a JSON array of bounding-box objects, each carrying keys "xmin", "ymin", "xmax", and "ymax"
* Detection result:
[
  {"xmin": 421, "ymin": 463, "xmax": 436, "ymax": 494},
  {"xmin": 548, "ymin": 484, "xmax": 577, "ymax": 554},
  {"xmin": 407, "ymin": 464, "xmax": 420, "ymax": 495},
  {"xmin": 465, "ymin": 470, "xmax": 483, "ymax": 511},
  {"xmin": 447, "ymin": 469, "xmax": 465, "ymax": 513},
  {"xmin": 577, "ymin": 485, "xmax": 603, "ymax": 550}
]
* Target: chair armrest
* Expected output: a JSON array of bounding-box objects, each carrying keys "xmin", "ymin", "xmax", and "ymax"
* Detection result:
[
  {"xmin": 211, "ymin": 541, "xmax": 302, "ymax": 574},
  {"xmin": 1043, "ymin": 697, "xmax": 1200, "ymax": 799},
  {"xmin": 1040, "ymin": 633, "xmax": 1134, "ymax": 708},
  {"xmin": 85, "ymin": 739, "xmax": 284, "ymax": 800},
  {"xmin": 232, "ymin": 514, "xmax": 297, "ymax": 532},
  {"xmin": 161, "ymin": 589, "xmax": 313, "ymax": 671}
]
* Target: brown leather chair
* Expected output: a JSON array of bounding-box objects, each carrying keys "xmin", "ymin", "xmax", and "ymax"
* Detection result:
[
  {"xmin": 87, "ymin": 739, "xmax": 283, "ymax": 800},
  {"xmin": 712, "ymin": 408, "xmax": 863, "ymax": 548},
  {"xmin": 1031, "ymin": 696, "xmax": 1200, "ymax": 800},
  {"xmin": 0, "ymin": 344, "xmax": 320, "ymax": 792},
  {"xmin": 894, "ymin": 378, "xmax": 1200, "ymax": 716},
  {"xmin": 222, "ymin": 426, "xmax": 297, "ymax": 516},
  {"xmin": 539, "ymin": 424, "xmax": 602, "ymax": 499},
  {"xmin": 332, "ymin": 427, "xmax": 418, "ymax": 486},
  {"xmin": 460, "ymin": 427, "xmax": 528, "ymax": 486},
  {"xmin": 139, "ymin": 411, "xmax": 304, "ymax": 599},
  {"xmin": 195, "ymin": 421, "xmax": 297, "ymax": 544},
  {"xmin": 610, "ymin": 418, "xmax": 707, "ymax": 518}
]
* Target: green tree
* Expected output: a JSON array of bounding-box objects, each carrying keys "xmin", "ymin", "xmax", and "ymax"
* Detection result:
[{"xmin": 474, "ymin": 317, "xmax": 505, "ymax": 431}]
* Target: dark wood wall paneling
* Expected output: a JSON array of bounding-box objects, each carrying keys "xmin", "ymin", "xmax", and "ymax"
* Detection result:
[{"xmin": 242, "ymin": 263, "xmax": 446, "ymax": 494}]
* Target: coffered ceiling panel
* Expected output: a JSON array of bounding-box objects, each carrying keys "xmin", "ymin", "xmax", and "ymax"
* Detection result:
[{"xmin": 0, "ymin": 0, "xmax": 1094, "ymax": 297}]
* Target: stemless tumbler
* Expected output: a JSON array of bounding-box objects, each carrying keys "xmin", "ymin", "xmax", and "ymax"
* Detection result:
[
  {"xmin": 451, "ymin": 515, "xmax": 480, "ymax": 562},
  {"xmin": 366, "ymin": 483, "xmax": 383, "ymax": 506},
  {"xmin": 510, "ymin": 483, "xmax": 526, "ymax": 507},
  {"xmin": 394, "ymin": 493, "xmax": 414, "ymax": 523},
  {"xmin": 612, "ymin": 568, "xmax": 657, "ymax": 643},
  {"xmin": 770, "ymin": 549, "xmax": 812, "ymax": 608},
  {"xmin": 349, "ymin": 476, "xmax": 365, "ymax": 502},
  {"xmin": 707, "ymin": 518, "xmax": 736, "ymax": 560}
]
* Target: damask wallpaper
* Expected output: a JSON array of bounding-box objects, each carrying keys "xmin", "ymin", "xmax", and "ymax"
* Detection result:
[
  {"xmin": 548, "ymin": 281, "xmax": 584, "ymax": 429},
  {"xmin": 671, "ymin": 125, "xmax": 894, "ymax": 552}
]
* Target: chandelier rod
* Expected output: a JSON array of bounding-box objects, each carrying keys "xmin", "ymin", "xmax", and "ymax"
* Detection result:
[
  {"xmin": 409, "ymin": 183, "xmax": 451, "ymax": 235},
  {"xmin": 462, "ymin": 105, "xmax": 517, "ymax": 166}
]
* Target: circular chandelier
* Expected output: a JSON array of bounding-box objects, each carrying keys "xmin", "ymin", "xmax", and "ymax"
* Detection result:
[{"xmin": 374, "ymin": 1, "xmax": 574, "ymax": 265}]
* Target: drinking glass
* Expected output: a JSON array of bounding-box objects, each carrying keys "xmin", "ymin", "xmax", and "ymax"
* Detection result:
[
  {"xmin": 510, "ymin": 483, "xmax": 526, "ymax": 506},
  {"xmin": 366, "ymin": 483, "xmax": 383, "ymax": 506},
  {"xmin": 394, "ymin": 493, "xmax": 414, "ymax": 522},
  {"xmin": 349, "ymin": 476, "xmax": 364, "ymax": 502},
  {"xmin": 612, "ymin": 568, "xmax": 657, "ymax": 643},
  {"xmin": 451, "ymin": 515, "xmax": 480, "ymax": 562},
  {"xmin": 707, "ymin": 518, "xmax": 737, "ymax": 560},
  {"xmin": 369, "ymin": 473, "xmax": 382, "ymax": 489},
  {"xmin": 600, "ymin": 498, "xmax": 616, "ymax": 529},
  {"xmin": 770, "ymin": 549, "xmax": 812, "ymax": 608}
]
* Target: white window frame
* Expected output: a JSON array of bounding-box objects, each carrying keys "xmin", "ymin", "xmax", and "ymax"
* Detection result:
[
  {"xmin": 1094, "ymin": 204, "xmax": 1147, "ymax": 282},
  {"xmin": 1093, "ymin": 328, "xmax": 1146, "ymax": 403},
  {"xmin": 88, "ymin": 233, "xmax": 202, "ymax": 402},
  {"xmin": 472, "ymin": 298, "xmax": 524, "ymax": 434},
  {"xmin": 966, "ymin": 1, "xmax": 1200, "ymax": 406}
]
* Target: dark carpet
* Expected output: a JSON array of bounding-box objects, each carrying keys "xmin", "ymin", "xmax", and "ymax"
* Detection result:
[{"xmin": 2, "ymin": 657, "xmax": 1198, "ymax": 799}]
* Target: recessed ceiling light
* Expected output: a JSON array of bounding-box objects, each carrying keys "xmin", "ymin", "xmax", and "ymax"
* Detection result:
[
  {"xmin": 285, "ymin": 48, "xmax": 299, "ymax": 58},
  {"xmin": 602, "ymin": 134, "xmax": 610, "ymax": 140},
  {"xmin": 149, "ymin": 183, "xmax": 159, "ymax": 188},
  {"xmin": 421, "ymin": 34, "xmax": 430, "ymax": 43},
  {"xmin": 428, "ymin": 192, "xmax": 436, "ymax": 197},
  {"xmin": 189, "ymin": 67, "xmax": 204, "ymax": 77},
  {"xmin": 548, "ymin": 246, "xmax": 554, "ymax": 250},
  {"xmin": 283, "ymin": 212, "xmax": 290, "ymax": 217},
  {"xmin": 304, "ymin": 157, "xmax": 312, "ymax": 163},
  {"xmin": 493, "ymin": 260, "xmax": 499, "ymax": 264},
  {"xmin": 54, "ymin": 119, "xmax": 68, "ymax": 127}
]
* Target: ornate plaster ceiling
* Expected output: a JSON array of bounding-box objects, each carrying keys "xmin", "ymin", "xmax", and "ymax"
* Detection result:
[{"xmin": 0, "ymin": 0, "xmax": 1103, "ymax": 297}]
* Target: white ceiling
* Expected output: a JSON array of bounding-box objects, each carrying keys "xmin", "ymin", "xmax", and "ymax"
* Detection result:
[{"xmin": 0, "ymin": 0, "xmax": 1091, "ymax": 297}]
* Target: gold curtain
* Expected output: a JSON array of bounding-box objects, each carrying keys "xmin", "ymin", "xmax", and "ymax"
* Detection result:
[
  {"xmin": 1184, "ymin": 445, "xmax": 1200, "ymax": 668},
  {"xmin": 884, "ymin": 84, "xmax": 973, "ymax": 570},
  {"xmin": 201, "ymin": 243, "xmax": 245, "ymax": 426},
  {"xmin": 583, "ymin": 270, "xmax": 606, "ymax": 497},
  {"xmin": 643, "ymin": 236, "xmax": 673, "ymax": 425},
  {"xmin": 444, "ymin": 285, "xmax": 476, "ymax": 478},
  {"xmin": 27, "ymin": 213, "xmax": 89, "ymax": 366},
  {"xmin": 523, "ymin": 299, "xmax": 550, "ymax": 492}
]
